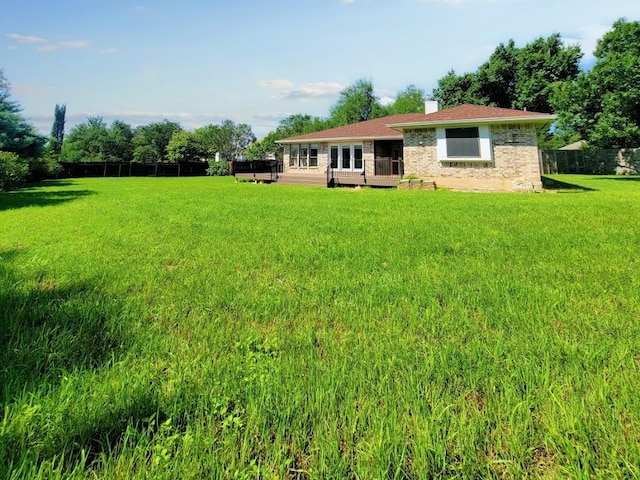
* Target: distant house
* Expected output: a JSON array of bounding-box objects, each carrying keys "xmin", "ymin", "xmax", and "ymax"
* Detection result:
[{"xmin": 277, "ymin": 102, "xmax": 555, "ymax": 192}]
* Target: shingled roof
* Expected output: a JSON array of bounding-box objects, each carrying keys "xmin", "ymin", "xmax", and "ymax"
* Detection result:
[
  {"xmin": 278, "ymin": 104, "xmax": 555, "ymax": 144},
  {"xmin": 277, "ymin": 113, "xmax": 428, "ymax": 144}
]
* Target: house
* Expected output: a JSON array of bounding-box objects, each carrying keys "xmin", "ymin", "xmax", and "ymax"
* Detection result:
[{"xmin": 277, "ymin": 102, "xmax": 555, "ymax": 192}]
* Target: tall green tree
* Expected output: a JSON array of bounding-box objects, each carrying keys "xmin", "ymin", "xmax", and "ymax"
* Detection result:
[
  {"xmin": 388, "ymin": 84, "xmax": 428, "ymax": 114},
  {"xmin": 328, "ymin": 79, "xmax": 387, "ymax": 126},
  {"xmin": 206, "ymin": 120, "xmax": 256, "ymax": 161},
  {"xmin": 167, "ymin": 130, "xmax": 207, "ymax": 162},
  {"xmin": 105, "ymin": 120, "xmax": 134, "ymax": 162},
  {"xmin": 133, "ymin": 120, "xmax": 182, "ymax": 163},
  {"xmin": 61, "ymin": 117, "xmax": 109, "ymax": 162},
  {"xmin": 433, "ymin": 34, "xmax": 582, "ymax": 113},
  {"xmin": 432, "ymin": 71, "xmax": 482, "ymax": 108},
  {"xmin": 553, "ymin": 18, "xmax": 640, "ymax": 148},
  {"xmin": 0, "ymin": 69, "xmax": 46, "ymax": 159},
  {"xmin": 49, "ymin": 104, "xmax": 66, "ymax": 155}
]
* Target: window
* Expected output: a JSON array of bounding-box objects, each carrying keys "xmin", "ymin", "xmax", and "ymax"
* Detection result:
[
  {"xmin": 329, "ymin": 144, "xmax": 365, "ymax": 171},
  {"xmin": 289, "ymin": 144, "xmax": 319, "ymax": 168},
  {"xmin": 436, "ymin": 125, "xmax": 492, "ymax": 162},
  {"xmin": 446, "ymin": 127, "xmax": 480, "ymax": 157},
  {"xmin": 354, "ymin": 145, "xmax": 363, "ymax": 169},
  {"xmin": 341, "ymin": 146, "xmax": 351, "ymax": 169},
  {"xmin": 330, "ymin": 146, "xmax": 338, "ymax": 169}
]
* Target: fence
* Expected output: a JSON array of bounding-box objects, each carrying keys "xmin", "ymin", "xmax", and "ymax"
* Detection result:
[
  {"xmin": 58, "ymin": 161, "xmax": 210, "ymax": 178},
  {"xmin": 540, "ymin": 149, "xmax": 640, "ymax": 175}
]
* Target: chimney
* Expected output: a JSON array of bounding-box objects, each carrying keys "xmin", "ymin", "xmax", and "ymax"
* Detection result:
[{"xmin": 425, "ymin": 100, "xmax": 439, "ymax": 114}]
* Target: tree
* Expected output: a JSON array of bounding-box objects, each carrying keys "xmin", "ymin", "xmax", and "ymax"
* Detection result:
[
  {"xmin": 432, "ymin": 35, "xmax": 582, "ymax": 113},
  {"xmin": 388, "ymin": 84, "xmax": 427, "ymax": 114},
  {"xmin": 195, "ymin": 120, "xmax": 255, "ymax": 162},
  {"xmin": 105, "ymin": 120, "xmax": 134, "ymax": 162},
  {"xmin": 328, "ymin": 79, "xmax": 387, "ymax": 126},
  {"xmin": 0, "ymin": 151, "xmax": 29, "ymax": 191},
  {"xmin": 0, "ymin": 69, "xmax": 46, "ymax": 160},
  {"xmin": 475, "ymin": 40, "xmax": 518, "ymax": 108},
  {"xmin": 133, "ymin": 120, "xmax": 182, "ymax": 162},
  {"xmin": 61, "ymin": 117, "xmax": 109, "ymax": 162},
  {"xmin": 512, "ymin": 34, "xmax": 582, "ymax": 113},
  {"xmin": 432, "ymin": 71, "xmax": 482, "ymax": 108},
  {"xmin": 167, "ymin": 130, "xmax": 207, "ymax": 162},
  {"xmin": 49, "ymin": 104, "xmax": 66, "ymax": 155},
  {"xmin": 553, "ymin": 19, "xmax": 640, "ymax": 148}
]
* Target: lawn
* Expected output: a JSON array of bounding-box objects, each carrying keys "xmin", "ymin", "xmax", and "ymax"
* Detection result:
[{"xmin": 1, "ymin": 175, "xmax": 639, "ymax": 478}]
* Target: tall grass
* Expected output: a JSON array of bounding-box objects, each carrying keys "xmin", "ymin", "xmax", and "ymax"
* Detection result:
[{"xmin": 1, "ymin": 175, "xmax": 639, "ymax": 478}]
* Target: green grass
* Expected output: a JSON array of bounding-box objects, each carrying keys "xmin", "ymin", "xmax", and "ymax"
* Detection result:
[{"xmin": 1, "ymin": 175, "xmax": 639, "ymax": 479}]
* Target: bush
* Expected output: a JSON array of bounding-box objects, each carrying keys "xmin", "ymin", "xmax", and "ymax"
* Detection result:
[
  {"xmin": 0, "ymin": 151, "xmax": 29, "ymax": 191},
  {"xmin": 27, "ymin": 154, "xmax": 62, "ymax": 182},
  {"xmin": 207, "ymin": 160, "xmax": 229, "ymax": 176}
]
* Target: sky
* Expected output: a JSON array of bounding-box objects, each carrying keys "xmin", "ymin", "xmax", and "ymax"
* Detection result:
[{"xmin": 2, "ymin": 0, "xmax": 640, "ymax": 139}]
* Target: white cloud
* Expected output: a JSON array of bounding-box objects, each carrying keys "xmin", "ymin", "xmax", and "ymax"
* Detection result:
[
  {"xmin": 6, "ymin": 33, "xmax": 47, "ymax": 43},
  {"xmin": 259, "ymin": 79, "xmax": 294, "ymax": 89},
  {"xmin": 564, "ymin": 24, "xmax": 610, "ymax": 64},
  {"xmin": 380, "ymin": 96, "xmax": 395, "ymax": 106},
  {"xmin": 36, "ymin": 40, "xmax": 91, "ymax": 52},
  {"xmin": 280, "ymin": 82, "xmax": 344, "ymax": 100},
  {"xmin": 100, "ymin": 48, "xmax": 119, "ymax": 55}
]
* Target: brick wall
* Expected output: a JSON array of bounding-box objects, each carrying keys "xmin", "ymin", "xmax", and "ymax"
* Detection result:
[{"xmin": 403, "ymin": 124, "xmax": 543, "ymax": 192}]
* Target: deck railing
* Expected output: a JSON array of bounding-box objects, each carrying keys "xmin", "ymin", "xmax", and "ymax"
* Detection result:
[
  {"xmin": 231, "ymin": 160, "xmax": 283, "ymax": 181},
  {"xmin": 329, "ymin": 159, "xmax": 404, "ymax": 186}
]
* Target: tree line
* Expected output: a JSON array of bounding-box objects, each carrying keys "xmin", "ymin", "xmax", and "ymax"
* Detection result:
[
  {"xmin": 1, "ymin": 18, "xmax": 639, "ymax": 191},
  {"xmin": 250, "ymin": 18, "xmax": 640, "ymax": 157}
]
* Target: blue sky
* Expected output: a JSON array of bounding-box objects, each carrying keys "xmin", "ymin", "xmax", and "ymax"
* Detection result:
[{"xmin": 2, "ymin": 0, "xmax": 640, "ymax": 138}]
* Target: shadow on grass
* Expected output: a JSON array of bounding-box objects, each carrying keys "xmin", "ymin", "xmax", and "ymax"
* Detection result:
[
  {"xmin": 0, "ymin": 249, "xmax": 133, "ymax": 400},
  {"xmin": 0, "ymin": 188, "xmax": 95, "ymax": 212},
  {"xmin": 0, "ymin": 249, "xmax": 171, "ymax": 475},
  {"xmin": 541, "ymin": 176, "xmax": 597, "ymax": 192},
  {"xmin": 592, "ymin": 175, "xmax": 640, "ymax": 182}
]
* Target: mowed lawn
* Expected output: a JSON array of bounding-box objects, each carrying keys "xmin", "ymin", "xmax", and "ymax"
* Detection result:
[{"xmin": 1, "ymin": 175, "xmax": 639, "ymax": 479}]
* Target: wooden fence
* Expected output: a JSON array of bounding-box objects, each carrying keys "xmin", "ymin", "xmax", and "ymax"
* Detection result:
[
  {"xmin": 540, "ymin": 149, "xmax": 639, "ymax": 175},
  {"xmin": 58, "ymin": 161, "xmax": 209, "ymax": 178}
]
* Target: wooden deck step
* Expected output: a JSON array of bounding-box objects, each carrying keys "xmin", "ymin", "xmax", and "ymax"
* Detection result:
[{"xmin": 277, "ymin": 174, "xmax": 328, "ymax": 187}]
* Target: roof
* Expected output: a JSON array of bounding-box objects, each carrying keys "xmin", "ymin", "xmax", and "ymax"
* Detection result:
[
  {"xmin": 277, "ymin": 113, "xmax": 428, "ymax": 144},
  {"xmin": 278, "ymin": 104, "xmax": 556, "ymax": 144},
  {"xmin": 387, "ymin": 104, "xmax": 556, "ymax": 130}
]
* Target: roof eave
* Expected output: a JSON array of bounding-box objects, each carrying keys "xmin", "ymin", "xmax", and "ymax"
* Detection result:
[
  {"xmin": 277, "ymin": 135, "xmax": 403, "ymax": 144},
  {"xmin": 387, "ymin": 115, "xmax": 557, "ymax": 131}
]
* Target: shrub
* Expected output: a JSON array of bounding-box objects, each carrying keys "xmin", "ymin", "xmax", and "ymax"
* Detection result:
[
  {"xmin": 207, "ymin": 160, "xmax": 229, "ymax": 176},
  {"xmin": 0, "ymin": 151, "xmax": 29, "ymax": 191},
  {"xmin": 27, "ymin": 154, "xmax": 62, "ymax": 182}
]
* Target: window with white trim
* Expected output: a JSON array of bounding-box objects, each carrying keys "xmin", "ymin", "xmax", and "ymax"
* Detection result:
[
  {"xmin": 289, "ymin": 144, "xmax": 319, "ymax": 168},
  {"xmin": 436, "ymin": 125, "xmax": 492, "ymax": 162},
  {"xmin": 330, "ymin": 144, "xmax": 364, "ymax": 171}
]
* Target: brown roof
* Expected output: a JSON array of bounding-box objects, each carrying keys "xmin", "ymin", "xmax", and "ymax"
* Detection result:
[
  {"xmin": 278, "ymin": 104, "xmax": 555, "ymax": 144},
  {"xmin": 388, "ymin": 104, "xmax": 555, "ymax": 129},
  {"xmin": 278, "ymin": 113, "xmax": 428, "ymax": 143}
]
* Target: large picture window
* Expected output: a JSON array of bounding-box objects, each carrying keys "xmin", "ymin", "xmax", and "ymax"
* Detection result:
[
  {"xmin": 446, "ymin": 127, "xmax": 480, "ymax": 157},
  {"xmin": 436, "ymin": 125, "xmax": 492, "ymax": 162}
]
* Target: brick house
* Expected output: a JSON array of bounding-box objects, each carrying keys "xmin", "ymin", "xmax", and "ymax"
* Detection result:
[{"xmin": 277, "ymin": 102, "xmax": 555, "ymax": 192}]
